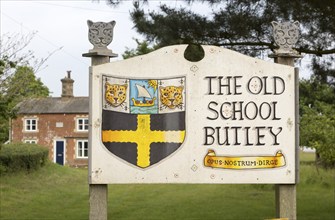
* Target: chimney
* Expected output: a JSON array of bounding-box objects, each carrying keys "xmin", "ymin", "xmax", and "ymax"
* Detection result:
[{"xmin": 61, "ymin": 70, "xmax": 74, "ymax": 98}]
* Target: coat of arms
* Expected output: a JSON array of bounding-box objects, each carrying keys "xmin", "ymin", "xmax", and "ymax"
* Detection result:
[{"xmin": 101, "ymin": 76, "xmax": 186, "ymax": 168}]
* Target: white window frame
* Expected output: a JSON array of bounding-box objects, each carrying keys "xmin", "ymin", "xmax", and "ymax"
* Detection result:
[
  {"xmin": 76, "ymin": 139, "xmax": 88, "ymax": 159},
  {"xmin": 24, "ymin": 118, "xmax": 38, "ymax": 132},
  {"xmin": 24, "ymin": 139, "xmax": 37, "ymax": 144},
  {"xmin": 76, "ymin": 117, "xmax": 89, "ymax": 132}
]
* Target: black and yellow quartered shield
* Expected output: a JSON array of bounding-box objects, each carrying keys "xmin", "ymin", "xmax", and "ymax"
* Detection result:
[{"xmin": 101, "ymin": 76, "xmax": 186, "ymax": 168}]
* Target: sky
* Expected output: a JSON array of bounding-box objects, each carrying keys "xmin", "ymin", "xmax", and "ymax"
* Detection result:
[
  {"xmin": 1, "ymin": 0, "xmax": 145, "ymax": 97},
  {"xmin": 1, "ymin": 0, "xmax": 311, "ymax": 97}
]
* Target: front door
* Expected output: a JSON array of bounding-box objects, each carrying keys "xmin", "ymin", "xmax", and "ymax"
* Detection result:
[{"xmin": 55, "ymin": 141, "xmax": 65, "ymax": 165}]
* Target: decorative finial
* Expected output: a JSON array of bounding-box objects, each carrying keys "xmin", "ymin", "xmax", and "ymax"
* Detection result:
[
  {"xmin": 87, "ymin": 20, "xmax": 116, "ymax": 53},
  {"xmin": 272, "ymin": 21, "xmax": 300, "ymax": 55}
]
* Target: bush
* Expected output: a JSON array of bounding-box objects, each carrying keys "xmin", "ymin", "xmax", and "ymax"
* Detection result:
[
  {"xmin": 0, "ymin": 143, "xmax": 49, "ymax": 174},
  {"xmin": 300, "ymin": 103, "xmax": 335, "ymax": 168}
]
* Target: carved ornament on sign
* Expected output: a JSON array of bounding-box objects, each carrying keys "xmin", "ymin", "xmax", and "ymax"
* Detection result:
[
  {"xmin": 272, "ymin": 21, "xmax": 300, "ymax": 55},
  {"xmin": 87, "ymin": 20, "xmax": 116, "ymax": 53}
]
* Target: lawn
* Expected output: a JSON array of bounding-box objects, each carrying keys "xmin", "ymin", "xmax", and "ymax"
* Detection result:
[{"xmin": 0, "ymin": 151, "xmax": 334, "ymax": 220}]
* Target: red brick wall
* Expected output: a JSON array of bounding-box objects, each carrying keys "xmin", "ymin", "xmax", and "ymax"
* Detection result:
[{"xmin": 11, "ymin": 113, "xmax": 89, "ymax": 166}]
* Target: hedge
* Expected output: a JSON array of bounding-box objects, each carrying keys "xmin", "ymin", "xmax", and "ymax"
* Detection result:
[{"xmin": 0, "ymin": 143, "xmax": 49, "ymax": 174}]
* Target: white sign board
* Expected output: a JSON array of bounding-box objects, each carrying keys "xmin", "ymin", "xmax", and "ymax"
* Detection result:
[{"xmin": 89, "ymin": 45, "xmax": 296, "ymax": 184}]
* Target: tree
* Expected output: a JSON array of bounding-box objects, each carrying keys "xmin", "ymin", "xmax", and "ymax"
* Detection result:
[
  {"xmin": 0, "ymin": 66, "xmax": 50, "ymax": 143},
  {"xmin": 7, "ymin": 66, "xmax": 49, "ymax": 107},
  {"xmin": 107, "ymin": 0, "xmax": 334, "ymax": 77},
  {"xmin": 0, "ymin": 33, "xmax": 51, "ymax": 143},
  {"xmin": 299, "ymin": 78, "xmax": 335, "ymax": 167},
  {"xmin": 107, "ymin": 1, "xmax": 334, "ymax": 53},
  {"xmin": 122, "ymin": 39, "xmax": 157, "ymax": 59}
]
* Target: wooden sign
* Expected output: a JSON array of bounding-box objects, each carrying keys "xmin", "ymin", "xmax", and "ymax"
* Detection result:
[{"xmin": 89, "ymin": 45, "xmax": 296, "ymax": 184}]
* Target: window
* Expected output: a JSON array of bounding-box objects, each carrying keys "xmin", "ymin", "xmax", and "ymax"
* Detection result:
[
  {"xmin": 77, "ymin": 140, "xmax": 88, "ymax": 158},
  {"xmin": 77, "ymin": 118, "xmax": 89, "ymax": 131},
  {"xmin": 24, "ymin": 140, "xmax": 37, "ymax": 144},
  {"xmin": 25, "ymin": 118, "xmax": 37, "ymax": 131}
]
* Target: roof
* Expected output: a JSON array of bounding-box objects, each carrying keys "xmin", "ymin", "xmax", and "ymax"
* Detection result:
[{"xmin": 16, "ymin": 97, "xmax": 89, "ymax": 114}]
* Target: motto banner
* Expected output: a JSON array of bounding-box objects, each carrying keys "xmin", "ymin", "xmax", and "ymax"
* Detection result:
[{"xmin": 89, "ymin": 45, "xmax": 297, "ymax": 184}]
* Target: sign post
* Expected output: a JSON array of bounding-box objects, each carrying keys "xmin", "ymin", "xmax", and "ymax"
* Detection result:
[
  {"xmin": 83, "ymin": 19, "xmax": 300, "ymax": 220},
  {"xmin": 83, "ymin": 20, "xmax": 118, "ymax": 220},
  {"xmin": 270, "ymin": 21, "xmax": 302, "ymax": 220}
]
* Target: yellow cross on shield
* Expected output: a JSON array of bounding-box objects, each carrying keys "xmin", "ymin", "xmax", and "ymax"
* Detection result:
[{"xmin": 102, "ymin": 114, "xmax": 185, "ymax": 168}]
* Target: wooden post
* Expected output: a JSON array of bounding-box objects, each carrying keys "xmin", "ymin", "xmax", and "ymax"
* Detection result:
[
  {"xmin": 89, "ymin": 184, "xmax": 108, "ymax": 220},
  {"xmin": 83, "ymin": 51, "xmax": 117, "ymax": 220},
  {"xmin": 83, "ymin": 18, "xmax": 118, "ymax": 220},
  {"xmin": 272, "ymin": 55, "xmax": 300, "ymax": 220},
  {"xmin": 270, "ymin": 21, "xmax": 302, "ymax": 220}
]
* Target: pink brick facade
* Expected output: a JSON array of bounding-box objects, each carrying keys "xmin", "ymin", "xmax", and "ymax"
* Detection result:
[{"xmin": 11, "ymin": 113, "xmax": 89, "ymax": 166}]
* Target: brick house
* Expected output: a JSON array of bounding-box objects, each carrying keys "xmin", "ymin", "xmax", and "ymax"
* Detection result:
[{"xmin": 10, "ymin": 72, "xmax": 89, "ymax": 166}]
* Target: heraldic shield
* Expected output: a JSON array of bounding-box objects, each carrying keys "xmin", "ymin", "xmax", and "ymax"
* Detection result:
[{"xmin": 101, "ymin": 76, "xmax": 186, "ymax": 168}]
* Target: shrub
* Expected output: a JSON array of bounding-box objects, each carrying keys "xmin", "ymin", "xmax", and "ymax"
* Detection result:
[
  {"xmin": 0, "ymin": 143, "xmax": 49, "ymax": 174},
  {"xmin": 300, "ymin": 103, "xmax": 335, "ymax": 168}
]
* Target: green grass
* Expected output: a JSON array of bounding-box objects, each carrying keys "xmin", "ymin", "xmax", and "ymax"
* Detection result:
[
  {"xmin": 1, "ymin": 152, "xmax": 334, "ymax": 220},
  {"xmin": 0, "ymin": 163, "xmax": 89, "ymax": 220}
]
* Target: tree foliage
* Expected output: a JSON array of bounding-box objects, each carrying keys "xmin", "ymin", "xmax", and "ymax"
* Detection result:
[
  {"xmin": 0, "ymin": 33, "xmax": 50, "ymax": 143},
  {"xmin": 122, "ymin": 39, "xmax": 157, "ymax": 59},
  {"xmin": 107, "ymin": 0, "xmax": 334, "ymax": 56},
  {"xmin": 0, "ymin": 66, "xmax": 50, "ymax": 143},
  {"xmin": 300, "ymin": 78, "xmax": 335, "ymax": 167},
  {"xmin": 7, "ymin": 66, "xmax": 49, "ymax": 107}
]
